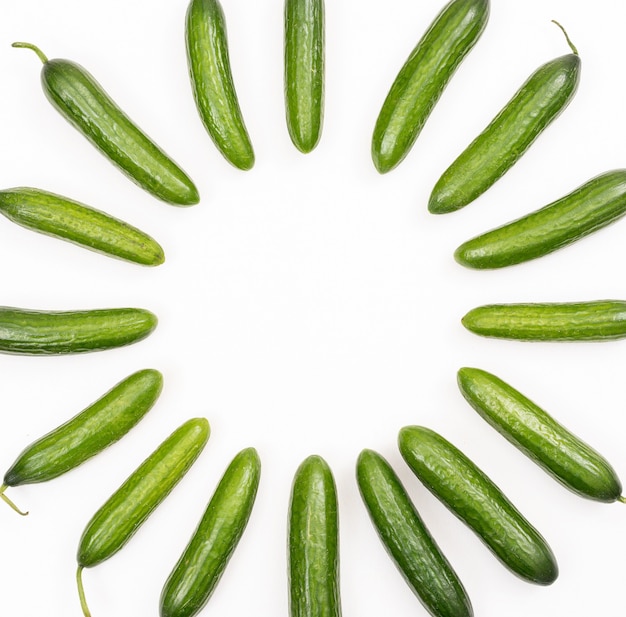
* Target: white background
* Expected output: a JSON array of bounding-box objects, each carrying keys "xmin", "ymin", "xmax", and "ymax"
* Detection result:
[{"xmin": 1, "ymin": 1, "xmax": 626, "ymax": 615}]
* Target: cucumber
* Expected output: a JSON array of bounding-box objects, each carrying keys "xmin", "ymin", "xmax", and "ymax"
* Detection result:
[
  {"xmin": 186, "ymin": 0, "xmax": 255, "ymax": 170},
  {"xmin": 462, "ymin": 300, "xmax": 626, "ymax": 341},
  {"xmin": 160, "ymin": 447, "xmax": 261, "ymax": 617},
  {"xmin": 428, "ymin": 22, "xmax": 580, "ymax": 214},
  {"xmin": 0, "ymin": 187, "xmax": 165, "ymax": 266},
  {"xmin": 371, "ymin": 0, "xmax": 489, "ymax": 174},
  {"xmin": 398, "ymin": 426, "xmax": 558, "ymax": 585},
  {"xmin": 288, "ymin": 455, "xmax": 341, "ymax": 617},
  {"xmin": 356, "ymin": 449, "xmax": 473, "ymax": 617},
  {"xmin": 284, "ymin": 0, "xmax": 325, "ymax": 153},
  {"xmin": 457, "ymin": 367, "xmax": 624, "ymax": 503}
]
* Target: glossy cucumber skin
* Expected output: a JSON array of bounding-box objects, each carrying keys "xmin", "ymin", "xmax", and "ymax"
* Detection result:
[
  {"xmin": 457, "ymin": 367, "xmax": 623, "ymax": 502},
  {"xmin": 429, "ymin": 52, "xmax": 580, "ymax": 213},
  {"xmin": 160, "ymin": 447, "xmax": 261, "ymax": 617},
  {"xmin": 186, "ymin": 0, "xmax": 255, "ymax": 170},
  {"xmin": 462, "ymin": 300, "xmax": 626, "ymax": 341},
  {"xmin": 289, "ymin": 455, "xmax": 341, "ymax": 617},
  {"xmin": 0, "ymin": 187, "xmax": 165, "ymax": 266},
  {"xmin": 284, "ymin": 0, "xmax": 325, "ymax": 153},
  {"xmin": 0, "ymin": 306, "xmax": 157, "ymax": 355},
  {"xmin": 3, "ymin": 369, "xmax": 163, "ymax": 487},
  {"xmin": 398, "ymin": 426, "xmax": 558, "ymax": 585},
  {"xmin": 372, "ymin": 0, "xmax": 489, "ymax": 174},
  {"xmin": 77, "ymin": 417, "xmax": 210, "ymax": 569},
  {"xmin": 356, "ymin": 449, "xmax": 473, "ymax": 617},
  {"xmin": 455, "ymin": 170, "xmax": 626, "ymax": 269}
]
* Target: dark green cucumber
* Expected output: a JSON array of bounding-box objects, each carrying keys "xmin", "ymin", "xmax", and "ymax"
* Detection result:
[
  {"xmin": 0, "ymin": 187, "xmax": 165, "ymax": 266},
  {"xmin": 284, "ymin": 0, "xmax": 325, "ymax": 153},
  {"xmin": 186, "ymin": 0, "xmax": 255, "ymax": 170},
  {"xmin": 288, "ymin": 455, "xmax": 341, "ymax": 617},
  {"xmin": 462, "ymin": 300, "xmax": 626, "ymax": 341},
  {"xmin": 0, "ymin": 369, "xmax": 163, "ymax": 515},
  {"xmin": 160, "ymin": 447, "xmax": 261, "ymax": 617},
  {"xmin": 356, "ymin": 449, "xmax": 472, "ymax": 617},
  {"xmin": 76, "ymin": 417, "xmax": 210, "ymax": 617},
  {"xmin": 0, "ymin": 306, "xmax": 157, "ymax": 355},
  {"xmin": 457, "ymin": 367, "xmax": 624, "ymax": 502},
  {"xmin": 371, "ymin": 0, "xmax": 489, "ymax": 174},
  {"xmin": 398, "ymin": 426, "xmax": 558, "ymax": 585},
  {"xmin": 13, "ymin": 43, "xmax": 199, "ymax": 206},
  {"xmin": 428, "ymin": 22, "xmax": 580, "ymax": 213}
]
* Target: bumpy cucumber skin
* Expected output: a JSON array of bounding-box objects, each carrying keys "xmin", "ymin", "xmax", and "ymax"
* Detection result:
[
  {"xmin": 160, "ymin": 447, "xmax": 261, "ymax": 617},
  {"xmin": 3, "ymin": 369, "xmax": 163, "ymax": 488},
  {"xmin": 186, "ymin": 0, "xmax": 255, "ymax": 170},
  {"xmin": 284, "ymin": 0, "xmax": 325, "ymax": 153},
  {"xmin": 0, "ymin": 188, "xmax": 165, "ymax": 266},
  {"xmin": 429, "ymin": 52, "xmax": 580, "ymax": 213},
  {"xmin": 357, "ymin": 449, "xmax": 473, "ymax": 617},
  {"xmin": 0, "ymin": 306, "xmax": 157, "ymax": 355},
  {"xmin": 455, "ymin": 170, "xmax": 626, "ymax": 269},
  {"xmin": 372, "ymin": 0, "xmax": 489, "ymax": 174},
  {"xmin": 457, "ymin": 367, "xmax": 623, "ymax": 502},
  {"xmin": 462, "ymin": 300, "xmax": 626, "ymax": 341},
  {"xmin": 289, "ymin": 455, "xmax": 341, "ymax": 617},
  {"xmin": 398, "ymin": 426, "xmax": 558, "ymax": 585}
]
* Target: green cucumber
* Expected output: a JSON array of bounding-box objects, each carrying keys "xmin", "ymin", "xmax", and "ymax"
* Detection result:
[
  {"xmin": 284, "ymin": 0, "xmax": 325, "ymax": 153},
  {"xmin": 356, "ymin": 449, "xmax": 473, "ymax": 617},
  {"xmin": 462, "ymin": 300, "xmax": 626, "ymax": 341},
  {"xmin": 371, "ymin": 0, "xmax": 489, "ymax": 174},
  {"xmin": 0, "ymin": 187, "xmax": 165, "ymax": 266},
  {"xmin": 428, "ymin": 22, "xmax": 580, "ymax": 214},
  {"xmin": 186, "ymin": 0, "xmax": 255, "ymax": 170},
  {"xmin": 160, "ymin": 447, "xmax": 261, "ymax": 617},
  {"xmin": 457, "ymin": 367, "xmax": 624, "ymax": 503},
  {"xmin": 13, "ymin": 43, "xmax": 199, "ymax": 206},
  {"xmin": 288, "ymin": 455, "xmax": 341, "ymax": 617},
  {"xmin": 76, "ymin": 417, "xmax": 210, "ymax": 617},
  {"xmin": 398, "ymin": 426, "xmax": 558, "ymax": 585},
  {"xmin": 0, "ymin": 369, "xmax": 163, "ymax": 516}
]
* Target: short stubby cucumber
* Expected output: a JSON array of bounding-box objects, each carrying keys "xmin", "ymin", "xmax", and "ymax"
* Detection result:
[
  {"xmin": 428, "ymin": 22, "xmax": 580, "ymax": 214},
  {"xmin": 372, "ymin": 0, "xmax": 489, "ymax": 173},
  {"xmin": 455, "ymin": 170, "xmax": 626, "ymax": 269},
  {"xmin": 186, "ymin": 0, "xmax": 255, "ymax": 170},
  {"xmin": 0, "ymin": 187, "xmax": 165, "ymax": 266},
  {"xmin": 0, "ymin": 369, "xmax": 163, "ymax": 515},
  {"xmin": 398, "ymin": 426, "xmax": 558, "ymax": 585},
  {"xmin": 13, "ymin": 42, "xmax": 199, "ymax": 206},
  {"xmin": 356, "ymin": 449, "xmax": 473, "ymax": 617},
  {"xmin": 462, "ymin": 300, "xmax": 626, "ymax": 341},
  {"xmin": 457, "ymin": 367, "xmax": 625, "ymax": 503},
  {"xmin": 160, "ymin": 447, "xmax": 261, "ymax": 617}
]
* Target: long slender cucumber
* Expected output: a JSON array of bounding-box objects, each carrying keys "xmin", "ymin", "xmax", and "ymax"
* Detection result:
[
  {"xmin": 356, "ymin": 449, "xmax": 473, "ymax": 617},
  {"xmin": 398, "ymin": 426, "xmax": 558, "ymax": 585},
  {"xmin": 13, "ymin": 43, "xmax": 199, "ymax": 206},
  {"xmin": 160, "ymin": 447, "xmax": 261, "ymax": 617},
  {"xmin": 371, "ymin": 0, "xmax": 489, "ymax": 174}
]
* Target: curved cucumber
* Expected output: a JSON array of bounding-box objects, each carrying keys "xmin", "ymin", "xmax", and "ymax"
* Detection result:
[
  {"xmin": 455, "ymin": 170, "xmax": 626, "ymax": 269},
  {"xmin": 457, "ymin": 367, "xmax": 624, "ymax": 502},
  {"xmin": 284, "ymin": 0, "xmax": 325, "ymax": 153},
  {"xmin": 462, "ymin": 300, "xmax": 626, "ymax": 341},
  {"xmin": 288, "ymin": 455, "xmax": 341, "ymax": 617},
  {"xmin": 372, "ymin": 0, "xmax": 489, "ymax": 173},
  {"xmin": 13, "ymin": 43, "xmax": 199, "ymax": 206},
  {"xmin": 356, "ymin": 449, "xmax": 473, "ymax": 617},
  {"xmin": 398, "ymin": 426, "xmax": 558, "ymax": 585},
  {"xmin": 428, "ymin": 23, "xmax": 580, "ymax": 213},
  {"xmin": 160, "ymin": 447, "xmax": 261, "ymax": 617},
  {"xmin": 186, "ymin": 0, "xmax": 255, "ymax": 170},
  {"xmin": 0, "ymin": 187, "xmax": 165, "ymax": 266}
]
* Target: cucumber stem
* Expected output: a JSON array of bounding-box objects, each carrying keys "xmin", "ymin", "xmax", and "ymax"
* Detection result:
[
  {"xmin": 0, "ymin": 483, "xmax": 28, "ymax": 516},
  {"xmin": 12, "ymin": 42, "xmax": 49, "ymax": 63},
  {"xmin": 76, "ymin": 566, "xmax": 92, "ymax": 617},
  {"xmin": 551, "ymin": 20, "xmax": 578, "ymax": 55}
]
